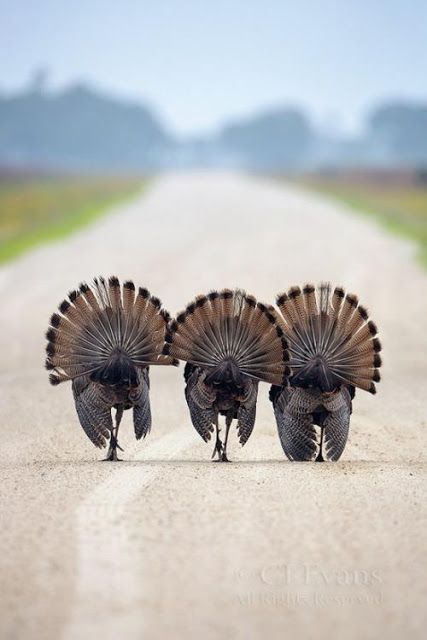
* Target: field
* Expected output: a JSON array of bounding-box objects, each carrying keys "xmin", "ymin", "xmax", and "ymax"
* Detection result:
[
  {"xmin": 299, "ymin": 172, "xmax": 427, "ymax": 265},
  {"xmin": 0, "ymin": 172, "xmax": 143, "ymax": 263}
]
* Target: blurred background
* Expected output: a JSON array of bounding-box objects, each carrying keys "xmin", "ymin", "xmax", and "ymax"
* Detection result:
[
  {"xmin": 1, "ymin": 0, "xmax": 426, "ymax": 264},
  {"xmin": 1, "ymin": 4, "xmax": 427, "ymax": 639}
]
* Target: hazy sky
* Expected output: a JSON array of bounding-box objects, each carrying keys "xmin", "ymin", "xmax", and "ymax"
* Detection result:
[{"xmin": 0, "ymin": 0, "xmax": 426, "ymax": 135}]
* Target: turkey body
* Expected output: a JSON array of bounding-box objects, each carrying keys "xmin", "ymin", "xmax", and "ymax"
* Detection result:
[
  {"xmin": 270, "ymin": 383, "xmax": 354, "ymax": 462},
  {"xmin": 271, "ymin": 282, "xmax": 381, "ymax": 462},
  {"xmin": 184, "ymin": 362, "xmax": 258, "ymax": 461},
  {"xmin": 46, "ymin": 276, "xmax": 175, "ymax": 460},
  {"xmin": 72, "ymin": 367, "xmax": 151, "ymax": 459},
  {"xmin": 164, "ymin": 288, "xmax": 289, "ymax": 461}
]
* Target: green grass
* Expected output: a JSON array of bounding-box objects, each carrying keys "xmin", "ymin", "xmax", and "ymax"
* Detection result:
[
  {"xmin": 299, "ymin": 176, "xmax": 427, "ymax": 266},
  {"xmin": 0, "ymin": 175, "xmax": 144, "ymax": 263}
]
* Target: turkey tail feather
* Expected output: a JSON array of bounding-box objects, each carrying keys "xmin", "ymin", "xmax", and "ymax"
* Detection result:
[
  {"xmin": 46, "ymin": 276, "xmax": 177, "ymax": 385},
  {"xmin": 276, "ymin": 283, "xmax": 382, "ymax": 394},
  {"xmin": 164, "ymin": 289, "xmax": 290, "ymax": 386}
]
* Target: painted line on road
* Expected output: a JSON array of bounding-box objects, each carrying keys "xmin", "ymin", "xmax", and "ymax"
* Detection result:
[{"xmin": 62, "ymin": 429, "xmax": 195, "ymax": 640}]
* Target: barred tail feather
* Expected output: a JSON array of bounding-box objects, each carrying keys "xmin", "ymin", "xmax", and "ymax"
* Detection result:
[
  {"xmin": 276, "ymin": 283, "xmax": 382, "ymax": 394},
  {"xmin": 46, "ymin": 276, "xmax": 177, "ymax": 385},
  {"xmin": 163, "ymin": 289, "xmax": 290, "ymax": 386}
]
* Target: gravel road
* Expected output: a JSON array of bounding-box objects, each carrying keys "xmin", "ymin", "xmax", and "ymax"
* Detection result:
[{"xmin": 1, "ymin": 173, "xmax": 426, "ymax": 640}]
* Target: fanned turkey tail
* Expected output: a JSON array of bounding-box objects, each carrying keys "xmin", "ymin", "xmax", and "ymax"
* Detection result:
[
  {"xmin": 163, "ymin": 288, "xmax": 290, "ymax": 386},
  {"xmin": 276, "ymin": 283, "xmax": 382, "ymax": 394},
  {"xmin": 45, "ymin": 276, "xmax": 176, "ymax": 385}
]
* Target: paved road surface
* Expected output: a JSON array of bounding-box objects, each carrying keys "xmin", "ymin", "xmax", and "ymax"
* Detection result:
[{"xmin": 1, "ymin": 173, "xmax": 426, "ymax": 640}]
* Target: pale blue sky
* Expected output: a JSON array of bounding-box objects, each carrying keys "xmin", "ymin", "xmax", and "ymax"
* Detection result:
[{"xmin": 0, "ymin": 0, "xmax": 426, "ymax": 135}]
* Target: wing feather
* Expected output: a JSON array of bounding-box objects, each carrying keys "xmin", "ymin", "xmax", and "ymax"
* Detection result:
[
  {"xmin": 72, "ymin": 377, "xmax": 112, "ymax": 448},
  {"xmin": 133, "ymin": 369, "xmax": 152, "ymax": 440},
  {"xmin": 272, "ymin": 387, "xmax": 317, "ymax": 461},
  {"xmin": 323, "ymin": 391, "xmax": 351, "ymax": 461},
  {"xmin": 185, "ymin": 367, "xmax": 217, "ymax": 442},
  {"xmin": 237, "ymin": 403, "xmax": 256, "ymax": 446},
  {"xmin": 237, "ymin": 381, "xmax": 258, "ymax": 446}
]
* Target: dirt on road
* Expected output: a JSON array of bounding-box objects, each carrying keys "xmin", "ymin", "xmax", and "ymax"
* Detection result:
[{"xmin": 0, "ymin": 173, "xmax": 426, "ymax": 640}]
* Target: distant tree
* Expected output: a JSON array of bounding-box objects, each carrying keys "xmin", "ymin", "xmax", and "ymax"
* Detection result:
[
  {"xmin": 369, "ymin": 102, "xmax": 427, "ymax": 166},
  {"xmin": 219, "ymin": 108, "xmax": 314, "ymax": 171},
  {"xmin": 29, "ymin": 68, "xmax": 50, "ymax": 94},
  {"xmin": 1, "ymin": 77, "xmax": 426, "ymax": 172},
  {"xmin": 0, "ymin": 82, "xmax": 171, "ymax": 170}
]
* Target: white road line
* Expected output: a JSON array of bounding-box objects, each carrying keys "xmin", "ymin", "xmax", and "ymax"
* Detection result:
[{"xmin": 62, "ymin": 430, "xmax": 195, "ymax": 640}]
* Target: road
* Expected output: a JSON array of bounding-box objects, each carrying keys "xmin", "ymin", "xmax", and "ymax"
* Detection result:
[{"xmin": 0, "ymin": 173, "xmax": 426, "ymax": 640}]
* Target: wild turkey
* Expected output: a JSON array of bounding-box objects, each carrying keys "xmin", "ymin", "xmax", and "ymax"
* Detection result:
[
  {"xmin": 270, "ymin": 283, "xmax": 382, "ymax": 461},
  {"xmin": 163, "ymin": 289, "xmax": 290, "ymax": 461},
  {"xmin": 45, "ymin": 276, "xmax": 177, "ymax": 460}
]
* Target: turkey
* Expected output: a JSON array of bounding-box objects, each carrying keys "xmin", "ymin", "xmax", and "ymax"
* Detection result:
[
  {"xmin": 163, "ymin": 289, "xmax": 290, "ymax": 461},
  {"xmin": 45, "ymin": 276, "xmax": 177, "ymax": 460},
  {"xmin": 270, "ymin": 283, "xmax": 382, "ymax": 461}
]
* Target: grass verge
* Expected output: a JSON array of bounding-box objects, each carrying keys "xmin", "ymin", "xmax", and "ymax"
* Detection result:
[
  {"xmin": 0, "ymin": 174, "xmax": 144, "ymax": 264},
  {"xmin": 299, "ymin": 176, "xmax": 427, "ymax": 266}
]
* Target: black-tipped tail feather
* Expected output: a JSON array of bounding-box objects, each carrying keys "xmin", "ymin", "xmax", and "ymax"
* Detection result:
[
  {"xmin": 46, "ymin": 276, "xmax": 175, "ymax": 386},
  {"xmin": 164, "ymin": 288, "xmax": 290, "ymax": 386},
  {"xmin": 276, "ymin": 283, "xmax": 382, "ymax": 394}
]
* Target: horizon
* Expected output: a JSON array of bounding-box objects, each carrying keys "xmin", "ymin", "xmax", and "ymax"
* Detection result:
[
  {"xmin": 1, "ymin": 0, "xmax": 426, "ymax": 136},
  {"xmin": 4, "ymin": 73, "xmax": 425, "ymax": 141}
]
